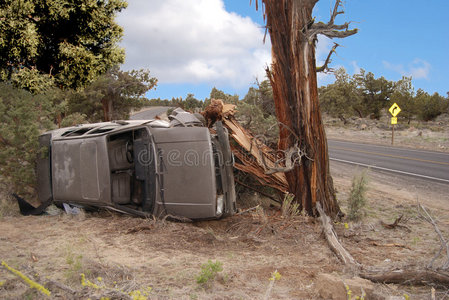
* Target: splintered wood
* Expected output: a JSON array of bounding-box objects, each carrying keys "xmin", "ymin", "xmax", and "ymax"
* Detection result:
[{"xmin": 209, "ymin": 102, "xmax": 288, "ymax": 193}]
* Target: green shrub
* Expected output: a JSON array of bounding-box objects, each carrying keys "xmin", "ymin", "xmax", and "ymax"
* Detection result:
[
  {"xmin": 0, "ymin": 83, "xmax": 54, "ymax": 198},
  {"xmin": 61, "ymin": 112, "xmax": 88, "ymax": 127},
  {"xmin": 281, "ymin": 193, "xmax": 300, "ymax": 218},
  {"xmin": 347, "ymin": 170, "xmax": 369, "ymax": 221},
  {"xmin": 65, "ymin": 248, "xmax": 84, "ymax": 284},
  {"xmin": 195, "ymin": 260, "xmax": 223, "ymax": 287},
  {"xmin": 415, "ymin": 90, "xmax": 447, "ymax": 121}
]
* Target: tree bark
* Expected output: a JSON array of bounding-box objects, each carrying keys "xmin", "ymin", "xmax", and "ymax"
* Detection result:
[
  {"xmin": 101, "ymin": 98, "xmax": 110, "ymax": 121},
  {"xmin": 101, "ymin": 98, "xmax": 113, "ymax": 121},
  {"xmin": 263, "ymin": 0, "xmax": 340, "ymax": 217},
  {"xmin": 360, "ymin": 269, "xmax": 449, "ymax": 286}
]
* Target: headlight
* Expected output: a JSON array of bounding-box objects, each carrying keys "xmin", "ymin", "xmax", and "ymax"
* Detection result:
[{"xmin": 216, "ymin": 194, "xmax": 224, "ymax": 215}]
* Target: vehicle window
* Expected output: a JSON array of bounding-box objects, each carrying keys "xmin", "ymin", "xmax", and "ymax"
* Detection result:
[
  {"xmin": 61, "ymin": 127, "xmax": 93, "ymax": 137},
  {"xmin": 86, "ymin": 128, "xmax": 114, "ymax": 134}
]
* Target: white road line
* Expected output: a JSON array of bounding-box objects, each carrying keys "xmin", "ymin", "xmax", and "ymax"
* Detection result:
[{"xmin": 330, "ymin": 157, "xmax": 449, "ymax": 184}]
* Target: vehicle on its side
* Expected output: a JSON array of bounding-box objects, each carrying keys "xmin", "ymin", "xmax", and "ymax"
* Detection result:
[{"xmin": 35, "ymin": 109, "xmax": 236, "ymax": 219}]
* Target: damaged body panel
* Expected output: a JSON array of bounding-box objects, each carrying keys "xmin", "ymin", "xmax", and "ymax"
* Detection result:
[{"xmin": 34, "ymin": 110, "xmax": 236, "ymax": 219}]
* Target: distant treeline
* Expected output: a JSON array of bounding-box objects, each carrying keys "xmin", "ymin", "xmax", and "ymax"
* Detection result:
[
  {"xmin": 318, "ymin": 68, "xmax": 449, "ymax": 123},
  {"xmin": 148, "ymin": 68, "xmax": 448, "ymax": 124},
  {"xmin": 146, "ymin": 87, "xmax": 240, "ymax": 111}
]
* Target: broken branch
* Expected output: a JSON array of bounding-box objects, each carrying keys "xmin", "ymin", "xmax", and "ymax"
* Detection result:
[
  {"xmin": 316, "ymin": 202, "xmax": 359, "ymax": 267},
  {"xmin": 418, "ymin": 204, "xmax": 449, "ymax": 270},
  {"xmin": 360, "ymin": 269, "xmax": 449, "ymax": 286},
  {"xmin": 380, "ymin": 214, "xmax": 410, "ymax": 232},
  {"xmin": 260, "ymin": 145, "xmax": 299, "ymax": 175},
  {"xmin": 316, "ymin": 42, "xmax": 339, "ymax": 73}
]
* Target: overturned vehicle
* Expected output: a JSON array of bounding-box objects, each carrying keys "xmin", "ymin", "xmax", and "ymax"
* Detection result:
[{"xmin": 34, "ymin": 109, "xmax": 236, "ymax": 219}]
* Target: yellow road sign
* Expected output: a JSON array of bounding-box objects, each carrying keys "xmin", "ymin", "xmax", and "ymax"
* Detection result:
[
  {"xmin": 391, "ymin": 117, "xmax": 397, "ymax": 125},
  {"xmin": 389, "ymin": 103, "xmax": 401, "ymax": 117}
]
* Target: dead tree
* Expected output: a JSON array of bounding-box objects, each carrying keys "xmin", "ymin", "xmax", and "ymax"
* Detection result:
[{"xmin": 253, "ymin": 0, "xmax": 357, "ymax": 217}]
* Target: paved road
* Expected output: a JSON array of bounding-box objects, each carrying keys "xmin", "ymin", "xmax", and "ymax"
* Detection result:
[
  {"xmin": 130, "ymin": 107, "xmax": 171, "ymax": 120},
  {"xmin": 328, "ymin": 139, "xmax": 449, "ymax": 184}
]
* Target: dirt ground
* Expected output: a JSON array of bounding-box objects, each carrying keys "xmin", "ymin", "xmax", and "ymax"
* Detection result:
[{"xmin": 1, "ymin": 118, "xmax": 448, "ymax": 299}]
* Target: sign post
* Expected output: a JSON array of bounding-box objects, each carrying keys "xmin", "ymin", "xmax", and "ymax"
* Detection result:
[{"xmin": 389, "ymin": 103, "xmax": 401, "ymax": 145}]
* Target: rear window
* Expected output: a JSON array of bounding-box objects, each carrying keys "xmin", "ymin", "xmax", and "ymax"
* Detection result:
[
  {"xmin": 86, "ymin": 128, "xmax": 114, "ymax": 134},
  {"xmin": 61, "ymin": 126, "xmax": 116, "ymax": 137},
  {"xmin": 61, "ymin": 128, "xmax": 94, "ymax": 137}
]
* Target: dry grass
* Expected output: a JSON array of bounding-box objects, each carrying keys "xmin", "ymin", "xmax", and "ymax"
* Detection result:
[{"xmin": 0, "ymin": 193, "xmax": 20, "ymax": 219}]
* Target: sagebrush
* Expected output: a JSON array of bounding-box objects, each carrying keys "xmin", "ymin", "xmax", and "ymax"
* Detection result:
[
  {"xmin": 347, "ymin": 170, "xmax": 369, "ymax": 221},
  {"xmin": 196, "ymin": 260, "xmax": 223, "ymax": 287}
]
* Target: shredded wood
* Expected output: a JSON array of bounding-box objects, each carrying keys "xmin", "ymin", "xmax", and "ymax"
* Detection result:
[{"xmin": 205, "ymin": 102, "xmax": 288, "ymax": 193}]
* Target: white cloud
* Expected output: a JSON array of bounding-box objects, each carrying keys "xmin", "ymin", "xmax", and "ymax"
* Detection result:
[
  {"xmin": 382, "ymin": 61, "xmax": 403, "ymax": 74},
  {"xmin": 117, "ymin": 1, "xmax": 358, "ymax": 90},
  {"xmin": 409, "ymin": 59, "xmax": 431, "ymax": 79},
  {"xmin": 383, "ymin": 58, "xmax": 431, "ymax": 79},
  {"xmin": 116, "ymin": 0, "xmax": 271, "ymax": 88},
  {"xmin": 351, "ymin": 61, "xmax": 361, "ymax": 74}
]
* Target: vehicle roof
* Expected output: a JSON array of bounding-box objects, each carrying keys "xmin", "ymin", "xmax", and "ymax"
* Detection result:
[{"xmin": 47, "ymin": 119, "xmax": 170, "ymax": 139}]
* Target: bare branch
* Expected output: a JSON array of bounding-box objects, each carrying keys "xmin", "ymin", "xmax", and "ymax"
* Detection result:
[
  {"xmin": 321, "ymin": 28, "xmax": 358, "ymax": 39},
  {"xmin": 418, "ymin": 204, "xmax": 449, "ymax": 270},
  {"xmin": 253, "ymin": 121, "xmax": 313, "ymax": 175},
  {"xmin": 262, "ymin": 146, "xmax": 302, "ymax": 175},
  {"xmin": 310, "ymin": 21, "xmax": 358, "ymax": 38},
  {"xmin": 45, "ymin": 280, "xmax": 76, "ymax": 295},
  {"xmin": 263, "ymin": 25, "xmax": 269, "ymax": 44},
  {"xmin": 316, "ymin": 42, "xmax": 339, "ymax": 73},
  {"xmin": 316, "ymin": 202, "xmax": 359, "ymax": 267},
  {"xmin": 307, "ymin": 0, "xmax": 358, "ymax": 41},
  {"xmin": 329, "ymin": 0, "xmax": 344, "ymax": 25},
  {"xmin": 361, "ymin": 269, "xmax": 449, "ymax": 286}
]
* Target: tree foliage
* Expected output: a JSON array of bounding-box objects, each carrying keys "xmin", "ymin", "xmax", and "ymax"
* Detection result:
[
  {"xmin": 318, "ymin": 68, "xmax": 361, "ymax": 122},
  {"xmin": 203, "ymin": 87, "xmax": 239, "ymax": 108},
  {"xmin": 183, "ymin": 94, "xmax": 203, "ymax": 111},
  {"xmin": 354, "ymin": 70, "xmax": 393, "ymax": 119},
  {"xmin": 68, "ymin": 67, "xmax": 157, "ymax": 122},
  {"xmin": 415, "ymin": 89, "xmax": 448, "ymax": 122},
  {"xmin": 147, "ymin": 87, "xmax": 238, "ymax": 112},
  {"xmin": 0, "ymin": 0, "xmax": 126, "ymax": 89},
  {"xmin": 146, "ymin": 96, "xmax": 198, "ymax": 109},
  {"xmin": 0, "ymin": 83, "xmax": 54, "ymax": 197},
  {"xmin": 319, "ymin": 68, "xmax": 448, "ymax": 122},
  {"xmin": 237, "ymin": 80, "xmax": 278, "ymax": 146}
]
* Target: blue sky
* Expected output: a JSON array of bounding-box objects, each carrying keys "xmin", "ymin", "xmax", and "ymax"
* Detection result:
[{"xmin": 117, "ymin": 0, "xmax": 449, "ymax": 100}]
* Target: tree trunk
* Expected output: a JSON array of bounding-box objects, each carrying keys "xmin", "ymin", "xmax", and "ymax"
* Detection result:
[
  {"xmin": 263, "ymin": 0, "xmax": 340, "ymax": 217},
  {"xmin": 101, "ymin": 98, "xmax": 113, "ymax": 121},
  {"xmin": 101, "ymin": 98, "xmax": 109, "ymax": 121}
]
